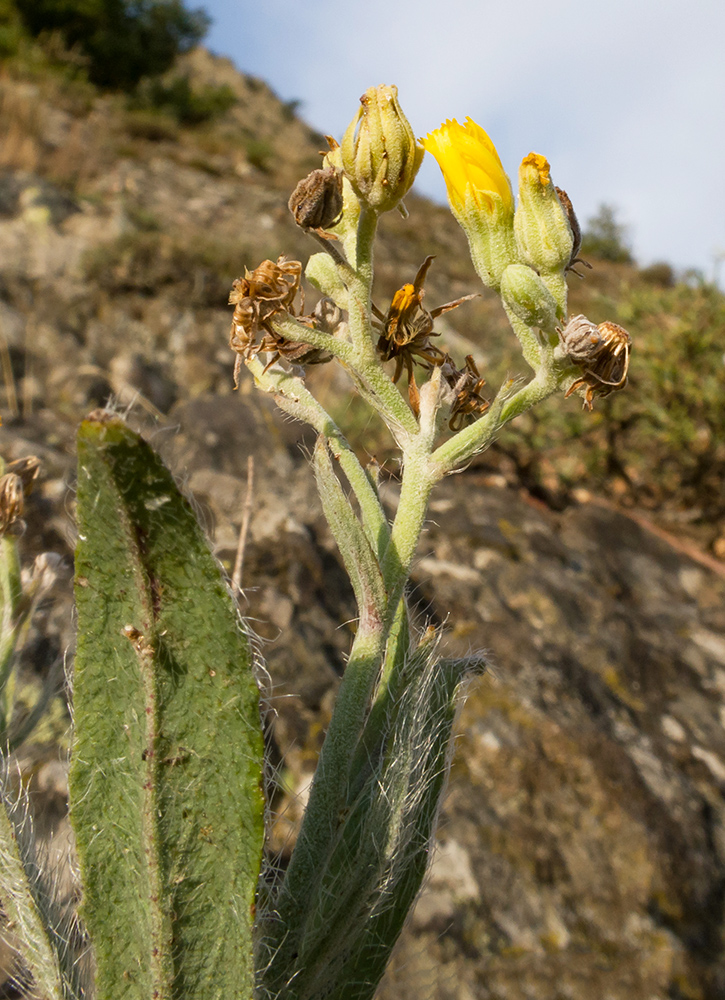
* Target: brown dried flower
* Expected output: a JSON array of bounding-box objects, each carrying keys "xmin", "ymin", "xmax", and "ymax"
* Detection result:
[
  {"xmin": 441, "ymin": 354, "xmax": 490, "ymax": 431},
  {"xmin": 288, "ymin": 167, "xmax": 343, "ymax": 232},
  {"xmin": 554, "ymin": 187, "xmax": 591, "ymax": 276},
  {"xmin": 376, "ymin": 256, "xmax": 478, "ymax": 412},
  {"xmin": 0, "ymin": 456, "xmax": 40, "ymax": 536},
  {"xmin": 229, "ymin": 257, "xmax": 333, "ymax": 383},
  {"xmin": 561, "ymin": 315, "xmax": 631, "ymax": 410}
]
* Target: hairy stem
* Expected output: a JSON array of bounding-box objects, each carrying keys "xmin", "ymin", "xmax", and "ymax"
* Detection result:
[
  {"xmin": 0, "ymin": 796, "xmax": 71, "ymax": 1000},
  {"xmin": 0, "ymin": 534, "xmax": 22, "ymax": 731},
  {"xmin": 246, "ymin": 357, "xmax": 390, "ymax": 557},
  {"xmin": 430, "ymin": 365, "xmax": 564, "ymax": 476}
]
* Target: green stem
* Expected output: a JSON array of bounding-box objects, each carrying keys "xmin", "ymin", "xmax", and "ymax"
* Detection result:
[
  {"xmin": 540, "ymin": 269, "xmax": 568, "ymax": 318},
  {"xmin": 351, "ymin": 356, "xmax": 419, "ymax": 442},
  {"xmin": 381, "ymin": 449, "xmax": 435, "ymax": 612},
  {"xmin": 308, "ymin": 230, "xmax": 358, "ymax": 291},
  {"xmin": 269, "ymin": 314, "xmax": 355, "ymax": 364},
  {"xmin": 347, "ymin": 596, "xmax": 410, "ymax": 799},
  {"xmin": 0, "ymin": 534, "xmax": 22, "ymax": 732},
  {"xmin": 266, "ymin": 619, "xmax": 387, "ymax": 956},
  {"xmin": 0, "ymin": 796, "xmax": 71, "ymax": 1000},
  {"xmin": 503, "ymin": 307, "xmax": 543, "ymax": 372},
  {"xmin": 246, "ymin": 357, "xmax": 390, "ymax": 559},
  {"xmin": 430, "ymin": 366, "xmax": 564, "ymax": 477}
]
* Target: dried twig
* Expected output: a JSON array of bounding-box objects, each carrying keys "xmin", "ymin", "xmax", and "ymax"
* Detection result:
[
  {"xmin": 0, "ymin": 329, "xmax": 19, "ymax": 419},
  {"xmin": 232, "ymin": 455, "xmax": 255, "ymax": 594}
]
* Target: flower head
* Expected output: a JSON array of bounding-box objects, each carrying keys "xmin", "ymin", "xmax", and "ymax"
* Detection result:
[
  {"xmin": 422, "ymin": 118, "xmax": 513, "ymax": 216},
  {"xmin": 561, "ymin": 315, "xmax": 632, "ymax": 410},
  {"xmin": 514, "ymin": 152, "xmax": 574, "ymax": 279},
  {"xmin": 422, "ymin": 118, "xmax": 516, "ymax": 289},
  {"xmin": 342, "ymin": 85, "xmax": 423, "ymax": 214}
]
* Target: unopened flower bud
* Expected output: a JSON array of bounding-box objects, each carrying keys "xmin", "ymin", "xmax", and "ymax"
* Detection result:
[
  {"xmin": 514, "ymin": 153, "xmax": 574, "ymax": 276},
  {"xmin": 500, "ymin": 264, "xmax": 559, "ymax": 331},
  {"xmin": 342, "ymin": 85, "xmax": 424, "ymax": 214},
  {"xmin": 288, "ymin": 167, "xmax": 343, "ymax": 231},
  {"xmin": 422, "ymin": 118, "xmax": 516, "ymax": 289}
]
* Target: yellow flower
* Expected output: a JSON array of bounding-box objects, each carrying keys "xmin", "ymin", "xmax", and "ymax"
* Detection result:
[
  {"xmin": 422, "ymin": 118, "xmax": 513, "ymax": 216},
  {"xmin": 421, "ymin": 118, "xmax": 516, "ymax": 290}
]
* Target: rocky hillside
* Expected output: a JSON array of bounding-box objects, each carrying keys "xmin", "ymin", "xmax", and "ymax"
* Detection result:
[{"xmin": 1, "ymin": 45, "xmax": 725, "ymax": 1000}]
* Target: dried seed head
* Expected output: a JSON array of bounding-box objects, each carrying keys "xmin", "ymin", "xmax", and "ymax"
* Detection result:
[
  {"xmin": 441, "ymin": 355, "xmax": 490, "ymax": 431},
  {"xmin": 29, "ymin": 551, "xmax": 65, "ymax": 596},
  {"xmin": 0, "ymin": 456, "xmax": 40, "ymax": 536},
  {"xmin": 229, "ymin": 256, "xmax": 303, "ymax": 378},
  {"xmin": 561, "ymin": 315, "xmax": 632, "ymax": 410},
  {"xmin": 6, "ymin": 456, "xmax": 40, "ymax": 492},
  {"xmin": 288, "ymin": 167, "xmax": 343, "ymax": 232},
  {"xmin": 554, "ymin": 186, "xmax": 591, "ymax": 275},
  {"xmin": 560, "ymin": 314, "xmax": 605, "ymax": 362},
  {"xmin": 0, "ymin": 473, "xmax": 25, "ymax": 535},
  {"xmin": 313, "ymin": 296, "xmax": 343, "ymax": 334},
  {"xmin": 228, "ymin": 257, "xmax": 335, "ymax": 382}
]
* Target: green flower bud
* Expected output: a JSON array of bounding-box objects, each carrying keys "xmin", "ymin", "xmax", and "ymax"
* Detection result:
[
  {"xmin": 341, "ymin": 85, "xmax": 424, "ymax": 214},
  {"xmin": 514, "ymin": 153, "xmax": 574, "ymax": 275},
  {"xmin": 500, "ymin": 263, "xmax": 559, "ymax": 331}
]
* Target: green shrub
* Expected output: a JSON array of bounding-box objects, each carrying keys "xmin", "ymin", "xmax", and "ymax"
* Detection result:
[
  {"xmin": 245, "ymin": 137, "xmax": 274, "ymax": 172},
  {"xmin": 581, "ymin": 204, "xmax": 633, "ymax": 263},
  {"xmin": 497, "ymin": 277, "xmax": 725, "ymax": 526},
  {"xmin": 0, "ymin": 0, "xmax": 25, "ymax": 56},
  {"xmin": 14, "ymin": 0, "xmax": 209, "ymax": 90},
  {"xmin": 131, "ymin": 72, "xmax": 237, "ymax": 125}
]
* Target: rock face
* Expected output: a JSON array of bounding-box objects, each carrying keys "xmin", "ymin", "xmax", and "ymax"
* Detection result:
[
  {"xmin": 9, "ymin": 384, "xmax": 725, "ymax": 999},
  {"xmin": 1, "ymin": 50, "xmax": 724, "ymax": 1000},
  {"xmin": 384, "ymin": 478, "xmax": 725, "ymax": 1000}
]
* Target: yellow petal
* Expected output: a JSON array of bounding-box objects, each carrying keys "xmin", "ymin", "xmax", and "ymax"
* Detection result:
[{"xmin": 422, "ymin": 118, "xmax": 513, "ymax": 215}]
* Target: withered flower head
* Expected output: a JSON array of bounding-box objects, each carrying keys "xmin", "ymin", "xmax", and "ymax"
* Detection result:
[
  {"xmin": 441, "ymin": 355, "xmax": 490, "ymax": 431},
  {"xmin": 554, "ymin": 187, "xmax": 591, "ymax": 275},
  {"xmin": 376, "ymin": 256, "xmax": 478, "ymax": 394},
  {"xmin": 288, "ymin": 166, "xmax": 343, "ymax": 232},
  {"xmin": 559, "ymin": 314, "xmax": 603, "ymax": 361},
  {"xmin": 228, "ymin": 257, "xmax": 334, "ymax": 383},
  {"xmin": 561, "ymin": 315, "xmax": 632, "ymax": 410},
  {"xmin": 0, "ymin": 456, "xmax": 40, "ymax": 536},
  {"xmin": 312, "ymin": 296, "xmax": 343, "ymax": 334}
]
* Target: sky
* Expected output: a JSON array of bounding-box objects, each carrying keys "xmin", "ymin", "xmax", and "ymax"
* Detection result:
[{"xmin": 201, "ymin": 0, "xmax": 725, "ymax": 280}]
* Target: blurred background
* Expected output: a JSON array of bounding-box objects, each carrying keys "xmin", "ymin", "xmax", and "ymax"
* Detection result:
[{"xmin": 1, "ymin": 2, "xmax": 725, "ymax": 998}]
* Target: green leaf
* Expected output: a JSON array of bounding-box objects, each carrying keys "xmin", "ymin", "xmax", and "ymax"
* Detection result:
[
  {"xmin": 312, "ymin": 437, "xmax": 386, "ymax": 628},
  {"xmin": 259, "ymin": 636, "xmax": 486, "ymax": 1000},
  {"xmin": 70, "ymin": 414, "xmax": 264, "ymax": 1000}
]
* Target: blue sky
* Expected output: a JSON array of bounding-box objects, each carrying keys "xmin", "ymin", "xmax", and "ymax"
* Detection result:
[{"xmin": 201, "ymin": 0, "xmax": 725, "ymax": 280}]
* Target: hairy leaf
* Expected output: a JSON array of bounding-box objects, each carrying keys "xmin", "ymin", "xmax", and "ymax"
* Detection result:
[{"xmin": 71, "ymin": 414, "xmax": 264, "ymax": 1000}]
